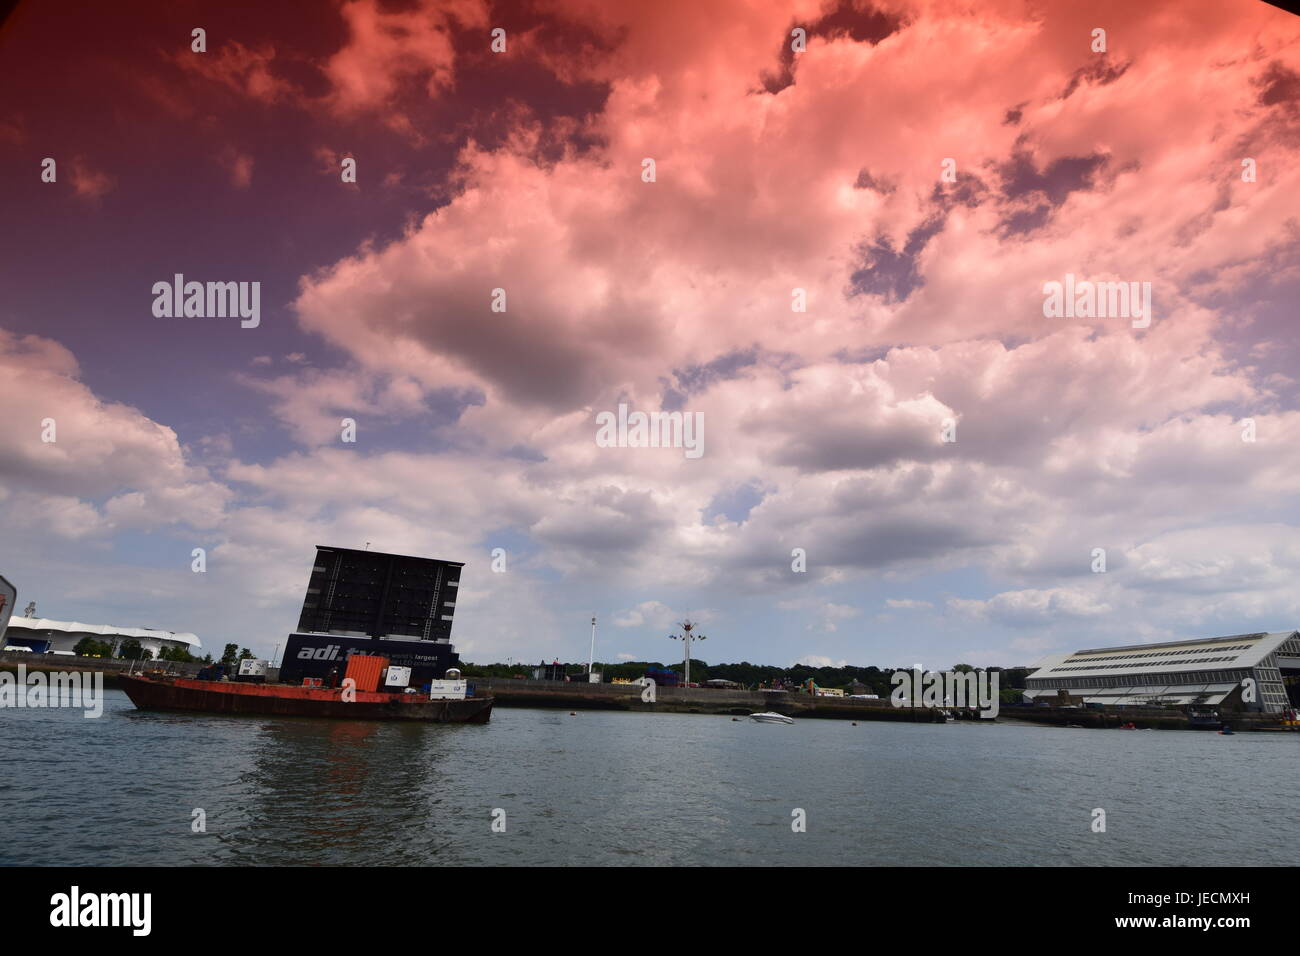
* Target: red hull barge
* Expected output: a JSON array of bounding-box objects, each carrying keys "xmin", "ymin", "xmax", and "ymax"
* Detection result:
[{"xmin": 120, "ymin": 674, "xmax": 493, "ymax": 723}]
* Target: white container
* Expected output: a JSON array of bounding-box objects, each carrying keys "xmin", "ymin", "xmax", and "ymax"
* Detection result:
[
  {"xmin": 384, "ymin": 665, "xmax": 412, "ymax": 688},
  {"xmin": 428, "ymin": 679, "xmax": 468, "ymax": 700},
  {"xmin": 237, "ymin": 659, "xmax": 268, "ymax": 677}
]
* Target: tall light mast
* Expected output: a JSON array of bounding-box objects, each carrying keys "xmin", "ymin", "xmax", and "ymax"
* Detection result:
[
  {"xmin": 588, "ymin": 616, "xmax": 597, "ymax": 680},
  {"xmin": 669, "ymin": 619, "xmax": 706, "ymax": 685}
]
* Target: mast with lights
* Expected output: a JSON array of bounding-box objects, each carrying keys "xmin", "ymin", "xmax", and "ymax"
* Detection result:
[{"xmin": 669, "ymin": 620, "xmax": 706, "ymax": 686}]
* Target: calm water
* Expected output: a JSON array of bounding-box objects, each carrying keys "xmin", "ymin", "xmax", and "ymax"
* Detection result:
[{"xmin": 1, "ymin": 689, "xmax": 1296, "ymax": 866}]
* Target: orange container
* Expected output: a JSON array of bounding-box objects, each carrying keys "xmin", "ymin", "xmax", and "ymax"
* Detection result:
[{"xmin": 344, "ymin": 655, "xmax": 389, "ymax": 693}]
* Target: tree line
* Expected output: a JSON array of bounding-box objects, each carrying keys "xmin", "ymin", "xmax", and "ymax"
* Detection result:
[
  {"xmin": 460, "ymin": 658, "xmax": 1032, "ymax": 695},
  {"xmin": 70, "ymin": 638, "xmax": 259, "ymax": 668}
]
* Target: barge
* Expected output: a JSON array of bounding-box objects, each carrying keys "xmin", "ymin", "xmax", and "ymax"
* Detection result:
[
  {"xmin": 121, "ymin": 545, "xmax": 493, "ymax": 723},
  {"xmin": 120, "ymin": 671, "xmax": 493, "ymax": 723}
]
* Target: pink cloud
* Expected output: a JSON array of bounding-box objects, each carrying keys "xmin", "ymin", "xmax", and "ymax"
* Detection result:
[
  {"xmin": 323, "ymin": 0, "xmax": 488, "ymax": 118},
  {"xmin": 219, "ymin": 147, "xmax": 254, "ymax": 188},
  {"xmin": 174, "ymin": 40, "xmax": 295, "ymax": 104},
  {"xmin": 0, "ymin": 329, "xmax": 229, "ymax": 533},
  {"xmin": 69, "ymin": 156, "xmax": 114, "ymax": 200}
]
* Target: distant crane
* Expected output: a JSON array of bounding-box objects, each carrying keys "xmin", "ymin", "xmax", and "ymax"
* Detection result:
[{"xmin": 669, "ymin": 620, "xmax": 706, "ymax": 686}]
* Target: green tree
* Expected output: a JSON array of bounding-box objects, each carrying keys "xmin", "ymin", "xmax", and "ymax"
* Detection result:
[
  {"xmin": 118, "ymin": 640, "xmax": 152, "ymax": 660},
  {"xmin": 73, "ymin": 637, "xmax": 111, "ymax": 657}
]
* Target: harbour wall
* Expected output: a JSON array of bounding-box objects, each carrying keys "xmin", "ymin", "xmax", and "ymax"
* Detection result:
[
  {"xmin": 0, "ymin": 650, "xmax": 203, "ymax": 687},
  {"xmin": 469, "ymin": 677, "xmax": 952, "ymax": 722},
  {"xmin": 998, "ymin": 704, "xmax": 1290, "ymax": 732},
  {"xmin": 472, "ymin": 679, "xmax": 1294, "ymax": 730}
]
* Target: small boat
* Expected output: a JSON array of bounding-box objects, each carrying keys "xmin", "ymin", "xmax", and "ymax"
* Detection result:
[
  {"xmin": 1218, "ymin": 724, "xmax": 1234, "ymax": 735},
  {"xmin": 749, "ymin": 712, "xmax": 793, "ymax": 724}
]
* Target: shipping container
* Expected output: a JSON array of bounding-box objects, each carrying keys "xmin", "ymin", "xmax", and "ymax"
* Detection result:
[
  {"xmin": 279, "ymin": 633, "xmax": 459, "ymax": 687},
  {"xmin": 344, "ymin": 654, "xmax": 389, "ymax": 693}
]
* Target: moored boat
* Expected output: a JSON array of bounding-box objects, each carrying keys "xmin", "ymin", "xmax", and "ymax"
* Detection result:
[
  {"xmin": 118, "ymin": 545, "xmax": 495, "ymax": 724},
  {"xmin": 120, "ymin": 672, "xmax": 493, "ymax": 723},
  {"xmin": 749, "ymin": 712, "xmax": 794, "ymax": 724}
]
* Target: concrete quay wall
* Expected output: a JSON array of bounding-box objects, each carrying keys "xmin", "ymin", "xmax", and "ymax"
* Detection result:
[
  {"xmin": 0, "ymin": 650, "xmax": 204, "ymax": 685},
  {"xmin": 998, "ymin": 704, "xmax": 1291, "ymax": 732},
  {"xmin": 471, "ymin": 677, "xmax": 949, "ymax": 722}
]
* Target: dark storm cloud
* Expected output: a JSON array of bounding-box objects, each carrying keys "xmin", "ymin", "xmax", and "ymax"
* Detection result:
[
  {"xmin": 756, "ymin": 412, "xmax": 944, "ymax": 472},
  {"xmin": 848, "ymin": 177, "xmax": 985, "ymax": 302},
  {"xmin": 998, "ymin": 151, "xmax": 1107, "ymax": 206},
  {"xmin": 1255, "ymin": 61, "xmax": 1300, "ymax": 107},
  {"xmin": 760, "ymin": 1, "xmax": 902, "ymax": 94},
  {"xmin": 1059, "ymin": 59, "xmax": 1131, "ymax": 100},
  {"xmin": 814, "ymin": 513, "xmax": 993, "ymax": 569},
  {"xmin": 853, "ymin": 168, "xmax": 894, "ymax": 193},
  {"xmin": 390, "ymin": 284, "xmax": 656, "ymax": 412},
  {"xmin": 847, "ymin": 219, "xmax": 940, "ymax": 303},
  {"xmin": 993, "ymin": 150, "xmax": 1109, "ymax": 237}
]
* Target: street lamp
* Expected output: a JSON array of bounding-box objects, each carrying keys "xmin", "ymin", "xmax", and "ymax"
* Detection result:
[{"xmin": 669, "ymin": 620, "xmax": 706, "ymax": 686}]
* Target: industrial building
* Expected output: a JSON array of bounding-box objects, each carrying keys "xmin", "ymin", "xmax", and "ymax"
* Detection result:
[
  {"xmin": 1023, "ymin": 631, "xmax": 1300, "ymax": 713},
  {"xmin": 2, "ymin": 615, "xmax": 201, "ymax": 658}
]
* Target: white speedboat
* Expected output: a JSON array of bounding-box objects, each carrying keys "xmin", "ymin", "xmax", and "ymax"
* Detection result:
[{"xmin": 749, "ymin": 712, "xmax": 793, "ymax": 724}]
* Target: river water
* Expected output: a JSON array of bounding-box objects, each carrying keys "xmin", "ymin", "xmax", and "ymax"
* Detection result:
[{"xmin": 2, "ymin": 689, "xmax": 1295, "ymax": 866}]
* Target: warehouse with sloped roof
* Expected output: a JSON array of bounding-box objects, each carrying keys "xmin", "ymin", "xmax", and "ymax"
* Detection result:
[{"xmin": 1023, "ymin": 631, "xmax": 1299, "ymax": 713}]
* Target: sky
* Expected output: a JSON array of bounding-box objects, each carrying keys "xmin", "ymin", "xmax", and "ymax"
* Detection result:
[{"xmin": 1, "ymin": 0, "xmax": 1299, "ymax": 671}]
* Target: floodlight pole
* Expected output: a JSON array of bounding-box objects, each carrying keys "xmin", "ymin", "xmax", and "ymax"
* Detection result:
[{"xmin": 670, "ymin": 620, "xmax": 706, "ymax": 685}]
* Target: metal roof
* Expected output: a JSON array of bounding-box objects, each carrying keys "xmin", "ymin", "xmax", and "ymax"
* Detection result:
[
  {"xmin": 1025, "ymin": 631, "xmax": 1294, "ymax": 681},
  {"xmin": 5, "ymin": 617, "xmax": 201, "ymax": 648},
  {"xmin": 1024, "ymin": 682, "xmax": 1239, "ymax": 705}
]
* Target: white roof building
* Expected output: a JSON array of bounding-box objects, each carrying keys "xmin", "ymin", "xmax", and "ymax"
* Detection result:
[
  {"xmin": 1024, "ymin": 631, "xmax": 1298, "ymax": 713},
  {"xmin": 3, "ymin": 617, "xmax": 201, "ymax": 657}
]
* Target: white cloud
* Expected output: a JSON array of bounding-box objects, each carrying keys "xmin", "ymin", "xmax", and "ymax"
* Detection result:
[
  {"xmin": 793, "ymin": 655, "xmax": 849, "ymax": 668},
  {"xmin": 948, "ymin": 588, "xmax": 1111, "ymax": 626}
]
